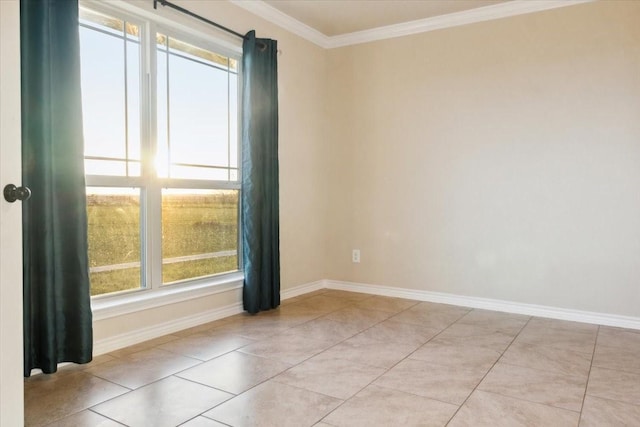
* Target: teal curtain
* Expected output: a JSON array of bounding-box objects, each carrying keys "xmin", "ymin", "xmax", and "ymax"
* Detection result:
[
  {"xmin": 242, "ymin": 31, "xmax": 280, "ymax": 314},
  {"xmin": 21, "ymin": 0, "xmax": 93, "ymax": 376}
]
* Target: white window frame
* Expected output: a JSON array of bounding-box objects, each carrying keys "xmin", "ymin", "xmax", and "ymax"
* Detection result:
[{"xmin": 81, "ymin": 1, "xmax": 244, "ymax": 320}]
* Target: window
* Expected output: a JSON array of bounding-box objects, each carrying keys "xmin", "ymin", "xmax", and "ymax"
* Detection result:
[{"xmin": 79, "ymin": 5, "xmax": 241, "ymax": 297}]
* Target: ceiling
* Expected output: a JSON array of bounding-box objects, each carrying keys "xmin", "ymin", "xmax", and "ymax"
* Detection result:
[
  {"xmin": 232, "ymin": 0, "xmax": 590, "ymax": 48},
  {"xmin": 262, "ymin": 0, "xmax": 510, "ymax": 36}
]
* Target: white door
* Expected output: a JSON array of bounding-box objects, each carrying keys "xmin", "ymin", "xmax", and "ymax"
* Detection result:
[{"xmin": 0, "ymin": 0, "xmax": 25, "ymax": 425}]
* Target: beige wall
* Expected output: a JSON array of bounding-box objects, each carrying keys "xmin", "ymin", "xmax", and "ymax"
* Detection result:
[
  {"xmin": 94, "ymin": 0, "xmax": 329, "ymax": 343},
  {"xmin": 326, "ymin": 1, "xmax": 640, "ymax": 317}
]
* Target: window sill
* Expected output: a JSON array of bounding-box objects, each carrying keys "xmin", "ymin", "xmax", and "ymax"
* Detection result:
[{"xmin": 91, "ymin": 271, "xmax": 244, "ymax": 321}]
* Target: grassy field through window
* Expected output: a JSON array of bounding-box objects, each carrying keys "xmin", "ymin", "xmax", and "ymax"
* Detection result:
[{"xmin": 88, "ymin": 190, "xmax": 239, "ymax": 296}]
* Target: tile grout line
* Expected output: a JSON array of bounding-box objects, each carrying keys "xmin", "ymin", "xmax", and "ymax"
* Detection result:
[
  {"xmin": 444, "ymin": 314, "xmax": 532, "ymax": 426},
  {"xmin": 176, "ymin": 306, "xmax": 354, "ymax": 423},
  {"xmin": 577, "ymin": 324, "xmax": 599, "ymax": 426},
  {"xmin": 318, "ymin": 307, "xmax": 540, "ymax": 422},
  {"xmin": 296, "ymin": 304, "xmax": 600, "ymax": 424},
  {"xmin": 86, "ymin": 408, "xmax": 128, "ymax": 426},
  {"xmin": 82, "ymin": 337, "xmax": 249, "ymax": 424},
  {"xmin": 176, "ymin": 296, "xmax": 401, "ymax": 426},
  {"xmin": 173, "ymin": 322, "xmax": 381, "ymax": 425},
  {"xmin": 444, "ymin": 318, "xmax": 599, "ymax": 422},
  {"xmin": 87, "ymin": 324, "xmax": 338, "ymax": 427},
  {"xmin": 578, "ymin": 392, "xmax": 640, "ymax": 408},
  {"xmin": 320, "ymin": 307, "xmax": 551, "ymax": 421},
  {"xmin": 318, "ymin": 304, "xmax": 474, "ymax": 425},
  {"xmin": 315, "ymin": 300, "xmax": 432, "ymax": 424}
]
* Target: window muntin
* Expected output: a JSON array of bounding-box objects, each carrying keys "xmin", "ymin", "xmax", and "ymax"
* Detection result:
[{"xmin": 79, "ymin": 5, "xmax": 241, "ymax": 297}]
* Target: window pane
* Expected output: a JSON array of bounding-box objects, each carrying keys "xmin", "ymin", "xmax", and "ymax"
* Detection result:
[
  {"xmin": 156, "ymin": 33, "xmax": 238, "ymax": 181},
  {"xmin": 80, "ymin": 10, "xmax": 140, "ymax": 177},
  {"xmin": 87, "ymin": 187, "xmax": 142, "ymax": 296},
  {"xmin": 169, "ymin": 54, "xmax": 228, "ymax": 169},
  {"xmin": 162, "ymin": 189, "xmax": 239, "ymax": 284}
]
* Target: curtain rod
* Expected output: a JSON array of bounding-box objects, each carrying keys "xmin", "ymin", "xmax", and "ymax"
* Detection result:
[{"xmin": 153, "ymin": 0, "xmax": 247, "ymax": 40}]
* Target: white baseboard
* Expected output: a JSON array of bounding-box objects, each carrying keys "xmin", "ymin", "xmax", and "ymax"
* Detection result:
[
  {"xmin": 93, "ymin": 277, "xmax": 640, "ymax": 356},
  {"xmin": 94, "ymin": 302, "xmax": 244, "ymax": 355},
  {"xmin": 325, "ymin": 279, "xmax": 640, "ymax": 330},
  {"xmin": 93, "ymin": 280, "xmax": 326, "ymax": 356},
  {"xmin": 281, "ymin": 279, "xmax": 325, "ymax": 300}
]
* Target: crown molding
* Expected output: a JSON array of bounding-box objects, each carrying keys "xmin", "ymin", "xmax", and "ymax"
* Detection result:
[
  {"xmin": 229, "ymin": 0, "xmax": 332, "ymax": 48},
  {"xmin": 229, "ymin": 0, "xmax": 594, "ymax": 49},
  {"xmin": 328, "ymin": 0, "xmax": 594, "ymax": 48}
]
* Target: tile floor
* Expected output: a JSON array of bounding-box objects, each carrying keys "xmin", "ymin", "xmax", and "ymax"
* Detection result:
[{"xmin": 24, "ymin": 289, "xmax": 640, "ymax": 426}]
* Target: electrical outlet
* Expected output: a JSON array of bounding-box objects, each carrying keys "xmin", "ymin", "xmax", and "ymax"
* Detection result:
[{"xmin": 352, "ymin": 249, "xmax": 361, "ymax": 263}]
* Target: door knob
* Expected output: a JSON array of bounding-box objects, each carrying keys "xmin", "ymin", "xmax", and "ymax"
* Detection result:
[{"xmin": 3, "ymin": 184, "xmax": 31, "ymax": 203}]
